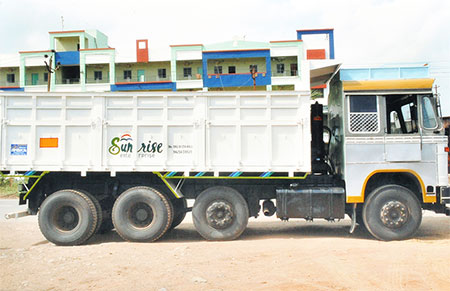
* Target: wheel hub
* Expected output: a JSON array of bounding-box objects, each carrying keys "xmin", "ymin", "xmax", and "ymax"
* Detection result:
[
  {"xmin": 129, "ymin": 202, "xmax": 153, "ymax": 228},
  {"xmin": 54, "ymin": 206, "xmax": 79, "ymax": 231},
  {"xmin": 206, "ymin": 201, "xmax": 234, "ymax": 229},
  {"xmin": 380, "ymin": 201, "xmax": 408, "ymax": 229}
]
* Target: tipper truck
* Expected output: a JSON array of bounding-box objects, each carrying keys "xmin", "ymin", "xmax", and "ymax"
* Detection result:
[{"xmin": 2, "ymin": 74, "xmax": 449, "ymax": 245}]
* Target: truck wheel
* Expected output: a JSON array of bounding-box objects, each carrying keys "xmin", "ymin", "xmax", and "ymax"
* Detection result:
[
  {"xmin": 170, "ymin": 197, "xmax": 187, "ymax": 229},
  {"xmin": 192, "ymin": 186, "xmax": 249, "ymax": 241},
  {"xmin": 38, "ymin": 190, "xmax": 98, "ymax": 246},
  {"xmin": 78, "ymin": 190, "xmax": 103, "ymax": 238},
  {"xmin": 363, "ymin": 185, "xmax": 422, "ymax": 241},
  {"xmin": 112, "ymin": 187, "xmax": 173, "ymax": 242}
]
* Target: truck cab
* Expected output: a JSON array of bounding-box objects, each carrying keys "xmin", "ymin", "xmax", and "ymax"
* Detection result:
[{"xmin": 328, "ymin": 68, "xmax": 449, "ymax": 240}]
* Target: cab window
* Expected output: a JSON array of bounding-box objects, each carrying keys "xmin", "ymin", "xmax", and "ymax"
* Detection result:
[
  {"xmin": 421, "ymin": 95, "xmax": 438, "ymax": 129},
  {"xmin": 386, "ymin": 95, "xmax": 418, "ymax": 134}
]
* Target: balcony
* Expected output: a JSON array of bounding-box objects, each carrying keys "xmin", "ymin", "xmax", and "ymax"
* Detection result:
[
  {"xmin": 204, "ymin": 72, "xmax": 271, "ymax": 88},
  {"xmin": 25, "ymin": 78, "xmax": 48, "ymax": 86},
  {"xmin": 116, "ymin": 74, "xmax": 170, "ymax": 84},
  {"xmin": 0, "ymin": 81, "xmax": 20, "ymax": 87},
  {"xmin": 177, "ymin": 74, "xmax": 203, "ymax": 81},
  {"xmin": 113, "ymin": 73, "xmax": 174, "ymax": 91},
  {"xmin": 56, "ymin": 78, "xmax": 80, "ymax": 85},
  {"xmin": 86, "ymin": 77, "xmax": 110, "ymax": 84},
  {"xmin": 272, "ymin": 70, "xmax": 298, "ymax": 77}
]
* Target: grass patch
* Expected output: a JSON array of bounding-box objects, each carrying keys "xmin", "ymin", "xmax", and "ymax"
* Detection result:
[{"xmin": 0, "ymin": 178, "xmax": 20, "ymax": 198}]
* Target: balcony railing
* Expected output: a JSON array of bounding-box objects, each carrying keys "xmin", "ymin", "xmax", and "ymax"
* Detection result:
[
  {"xmin": 56, "ymin": 78, "xmax": 80, "ymax": 85},
  {"xmin": 177, "ymin": 74, "xmax": 203, "ymax": 81},
  {"xmin": 0, "ymin": 81, "xmax": 20, "ymax": 87},
  {"xmin": 204, "ymin": 72, "xmax": 270, "ymax": 88},
  {"xmin": 116, "ymin": 75, "xmax": 170, "ymax": 83},
  {"xmin": 272, "ymin": 70, "xmax": 298, "ymax": 77},
  {"xmin": 86, "ymin": 77, "xmax": 110, "ymax": 84},
  {"xmin": 25, "ymin": 79, "xmax": 47, "ymax": 86}
]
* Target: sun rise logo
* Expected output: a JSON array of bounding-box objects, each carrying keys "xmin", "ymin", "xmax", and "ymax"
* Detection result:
[{"xmin": 108, "ymin": 134, "xmax": 163, "ymax": 157}]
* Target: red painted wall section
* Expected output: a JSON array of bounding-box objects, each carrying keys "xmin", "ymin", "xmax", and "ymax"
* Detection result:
[
  {"xmin": 136, "ymin": 39, "xmax": 149, "ymax": 63},
  {"xmin": 311, "ymin": 84, "xmax": 327, "ymax": 89},
  {"xmin": 307, "ymin": 49, "xmax": 326, "ymax": 60}
]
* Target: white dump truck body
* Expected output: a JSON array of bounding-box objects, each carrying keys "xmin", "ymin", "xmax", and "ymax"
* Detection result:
[{"xmin": 0, "ymin": 91, "xmax": 311, "ymax": 174}]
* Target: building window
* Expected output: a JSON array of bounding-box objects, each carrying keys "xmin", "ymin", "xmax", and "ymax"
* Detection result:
[
  {"xmin": 183, "ymin": 67, "xmax": 192, "ymax": 78},
  {"xmin": 276, "ymin": 64, "xmax": 285, "ymax": 74},
  {"xmin": 158, "ymin": 68, "xmax": 167, "ymax": 79},
  {"xmin": 94, "ymin": 71, "xmax": 103, "ymax": 80},
  {"xmin": 249, "ymin": 65, "xmax": 258, "ymax": 73},
  {"xmin": 228, "ymin": 66, "xmax": 236, "ymax": 74},
  {"xmin": 6, "ymin": 74, "xmax": 15, "ymax": 83},
  {"xmin": 138, "ymin": 41, "xmax": 146, "ymax": 49},
  {"xmin": 44, "ymin": 73, "xmax": 48, "ymax": 82},
  {"xmin": 214, "ymin": 66, "xmax": 223, "ymax": 74},
  {"xmin": 124, "ymin": 70, "xmax": 132, "ymax": 80},
  {"xmin": 290, "ymin": 64, "xmax": 298, "ymax": 76}
]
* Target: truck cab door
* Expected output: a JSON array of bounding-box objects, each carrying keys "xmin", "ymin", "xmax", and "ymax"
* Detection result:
[{"xmin": 384, "ymin": 95, "xmax": 422, "ymax": 162}]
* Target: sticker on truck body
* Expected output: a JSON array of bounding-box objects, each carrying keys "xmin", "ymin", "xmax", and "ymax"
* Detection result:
[{"xmin": 10, "ymin": 144, "xmax": 28, "ymax": 156}]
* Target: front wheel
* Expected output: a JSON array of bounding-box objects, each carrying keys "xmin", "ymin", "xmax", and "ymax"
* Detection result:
[
  {"xmin": 363, "ymin": 185, "xmax": 422, "ymax": 241},
  {"xmin": 192, "ymin": 186, "xmax": 249, "ymax": 241}
]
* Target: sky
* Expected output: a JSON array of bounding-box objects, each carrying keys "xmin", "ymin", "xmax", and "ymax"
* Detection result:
[{"xmin": 0, "ymin": 0, "xmax": 449, "ymax": 112}]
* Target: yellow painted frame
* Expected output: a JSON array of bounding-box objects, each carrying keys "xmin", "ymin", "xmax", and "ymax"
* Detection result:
[
  {"xmin": 343, "ymin": 78, "xmax": 434, "ymax": 92},
  {"xmin": 346, "ymin": 169, "xmax": 435, "ymax": 204}
]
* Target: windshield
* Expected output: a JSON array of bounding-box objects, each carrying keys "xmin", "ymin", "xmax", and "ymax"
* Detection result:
[{"xmin": 421, "ymin": 95, "xmax": 438, "ymax": 129}]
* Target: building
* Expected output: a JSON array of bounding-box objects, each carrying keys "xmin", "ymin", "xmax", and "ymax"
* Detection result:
[{"xmin": 0, "ymin": 28, "xmax": 337, "ymax": 93}]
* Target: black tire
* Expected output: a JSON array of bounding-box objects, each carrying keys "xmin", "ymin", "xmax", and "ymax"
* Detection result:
[
  {"xmin": 38, "ymin": 189, "xmax": 98, "ymax": 246},
  {"xmin": 112, "ymin": 187, "xmax": 173, "ymax": 242},
  {"xmin": 192, "ymin": 186, "xmax": 249, "ymax": 241},
  {"xmin": 77, "ymin": 190, "xmax": 103, "ymax": 238},
  {"xmin": 170, "ymin": 197, "xmax": 187, "ymax": 229},
  {"xmin": 363, "ymin": 185, "xmax": 422, "ymax": 241}
]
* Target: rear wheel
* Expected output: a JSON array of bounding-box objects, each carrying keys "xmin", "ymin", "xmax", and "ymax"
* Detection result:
[
  {"xmin": 192, "ymin": 186, "xmax": 249, "ymax": 241},
  {"xmin": 38, "ymin": 189, "xmax": 98, "ymax": 246},
  {"xmin": 363, "ymin": 185, "xmax": 422, "ymax": 241},
  {"xmin": 112, "ymin": 187, "xmax": 173, "ymax": 242},
  {"xmin": 78, "ymin": 190, "xmax": 103, "ymax": 238}
]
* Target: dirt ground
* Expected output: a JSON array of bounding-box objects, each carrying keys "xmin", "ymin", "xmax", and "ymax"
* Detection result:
[{"xmin": 1, "ymin": 205, "xmax": 449, "ymax": 291}]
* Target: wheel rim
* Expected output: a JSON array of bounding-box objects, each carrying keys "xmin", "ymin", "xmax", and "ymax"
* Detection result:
[
  {"xmin": 206, "ymin": 201, "xmax": 234, "ymax": 229},
  {"xmin": 53, "ymin": 206, "xmax": 80, "ymax": 231},
  {"xmin": 380, "ymin": 201, "xmax": 409, "ymax": 229},
  {"xmin": 128, "ymin": 202, "xmax": 154, "ymax": 228}
]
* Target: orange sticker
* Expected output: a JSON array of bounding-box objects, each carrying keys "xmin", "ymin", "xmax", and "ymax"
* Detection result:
[{"xmin": 40, "ymin": 138, "xmax": 58, "ymax": 148}]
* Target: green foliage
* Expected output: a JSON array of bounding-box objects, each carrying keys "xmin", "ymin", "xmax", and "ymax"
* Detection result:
[{"xmin": 0, "ymin": 178, "xmax": 20, "ymax": 197}]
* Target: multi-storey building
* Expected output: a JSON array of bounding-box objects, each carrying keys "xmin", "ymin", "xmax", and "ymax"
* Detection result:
[{"xmin": 0, "ymin": 28, "xmax": 337, "ymax": 93}]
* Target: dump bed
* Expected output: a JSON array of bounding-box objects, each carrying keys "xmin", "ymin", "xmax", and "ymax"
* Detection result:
[{"xmin": 0, "ymin": 91, "xmax": 311, "ymax": 174}]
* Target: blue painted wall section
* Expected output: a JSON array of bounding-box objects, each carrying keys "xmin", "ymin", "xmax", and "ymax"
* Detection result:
[
  {"xmin": 297, "ymin": 29, "xmax": 334, "ymax": 59},
  {"xmin": 340, "ymin": 66, "xmax": 429, "ymax": 81},
  {"xmin": 111, "ymin": 82, "xmax": 176, "ymax": 91},
  {"xmin": 202, "ymin": 49, "xmax": 272, "ymax": 88},
  {"xmin": 55, "ymin": 51, "xmax": 80, "ymax": 65},
  {"xmin": 0, "ymin": 87, "xmax": 25, "ymax": 91}
]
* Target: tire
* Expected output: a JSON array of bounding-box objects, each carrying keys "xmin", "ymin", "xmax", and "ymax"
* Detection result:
[
  {"xmin": 77, "ymin": 190, "xmax": 103, "ymax": 238},
  {"xmin": 38, "ymin": 189, "xmax": 98, "ymax": 246},
  {"xmin": 112, "ymin": 187, "xmax": 173, "ymax": 242},
  {"xmin": 362, "ymin": 185, "xmax": 422, "ymax": 241},
  {"xmin": 170, "ymin": 197, "xmax": 187, "ymax": 229},
  {"xmin": 192, "ymin": 186, "xmax": 249, "ymax": 241}
]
